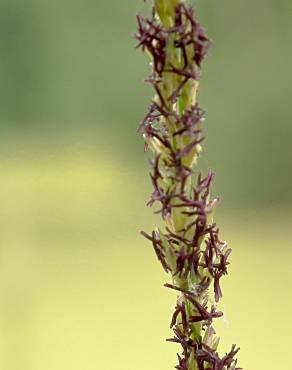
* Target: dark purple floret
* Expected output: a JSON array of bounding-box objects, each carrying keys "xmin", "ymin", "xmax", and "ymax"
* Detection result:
[
  {"xmin": 141, "ymin": 230, "xmax": 171, "ymax": 272},
  {"xmin": 136, "ymin": 15, "xmax": 167, "ymax": 75},
  {"xmin": 174, "ymin": 4, "xmax": 212, "ymax": 68}
]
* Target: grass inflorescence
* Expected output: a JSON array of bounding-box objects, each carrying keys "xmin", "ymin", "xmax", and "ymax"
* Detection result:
[{"xmin": 135, "ymin": 1, "xmax": 241, "ymax": 369}]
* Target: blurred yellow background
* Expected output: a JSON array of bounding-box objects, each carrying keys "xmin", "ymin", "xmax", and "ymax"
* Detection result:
[{"xmin": 0, "ymin": 0, "xmax": 291, "ymax": 369}]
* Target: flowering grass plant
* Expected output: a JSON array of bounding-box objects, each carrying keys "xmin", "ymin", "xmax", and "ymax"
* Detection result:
[{"xmin": 135, "ymin": 0, "xmax": 241, "ymax": 369}]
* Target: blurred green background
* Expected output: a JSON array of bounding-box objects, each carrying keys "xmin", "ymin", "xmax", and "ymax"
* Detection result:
[{"xmin": 0, "ymin": 0, "xmax": 291, "ymax": 369}]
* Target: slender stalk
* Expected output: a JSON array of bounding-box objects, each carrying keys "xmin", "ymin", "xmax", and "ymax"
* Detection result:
[{"xmin": 136, "ymin": 1, "xmax": 241, "ymax": 369}]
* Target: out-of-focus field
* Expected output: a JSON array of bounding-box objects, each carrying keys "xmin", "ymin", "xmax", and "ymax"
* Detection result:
[{"xmin": 0, "ymin": 142, "xmax": 290, "ymax": 370}]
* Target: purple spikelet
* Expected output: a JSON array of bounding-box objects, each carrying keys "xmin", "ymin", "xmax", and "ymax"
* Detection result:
[{"xmin": 135, "ymin": 1, "xmax": 241, "ymax": 369}]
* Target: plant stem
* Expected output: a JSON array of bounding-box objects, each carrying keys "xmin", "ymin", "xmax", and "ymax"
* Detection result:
[{"xmin": 136, "ymin": 1, "xmax": 241, "ymax": 369}]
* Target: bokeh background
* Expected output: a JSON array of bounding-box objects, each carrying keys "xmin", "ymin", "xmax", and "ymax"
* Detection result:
[{"xmin": 0, "ymin": 0, "xmax": 291, "ymax": 369}]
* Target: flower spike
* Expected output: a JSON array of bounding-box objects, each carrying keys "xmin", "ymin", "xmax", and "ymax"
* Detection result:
[{"xmin": 136, "ymin": 0, "xmax": 241, "ymax": 368}]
